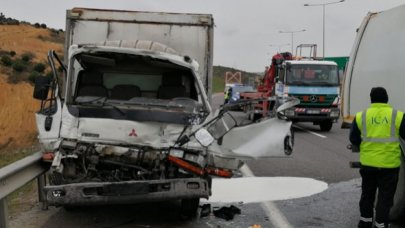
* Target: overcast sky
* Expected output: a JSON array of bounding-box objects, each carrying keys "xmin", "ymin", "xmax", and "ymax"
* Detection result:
[{"xmin": 2, "ymin": 0, "xmax": 404, "ymax": 72}]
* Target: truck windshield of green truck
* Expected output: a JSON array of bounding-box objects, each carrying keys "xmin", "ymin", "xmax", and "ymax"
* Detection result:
[{"xmin": 286, "ymin": 64, "xmax": 339, "ymax": 86}]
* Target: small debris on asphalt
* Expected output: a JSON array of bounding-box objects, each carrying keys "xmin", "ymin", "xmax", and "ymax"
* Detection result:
[{"xmin": 213, "ymin": 205, "xmax": 242, "ymax": 221}]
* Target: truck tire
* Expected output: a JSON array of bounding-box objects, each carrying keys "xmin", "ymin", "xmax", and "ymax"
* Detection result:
[
  {"xmin": 63, "ymin": 205, "xmax": 80, "ymax": 211},
  {"xmin": 319, "ymin": 120, "xmax": 333, "ymax": 132},
  {"xmin": 252, "ymin": 113, "xmax": 262, "ymax": 122},
  {"xmin": 180, "ymin": 198, "xmax": 200, "ymax": 219},
  {"xmin": 390, "ymin": 154, "xmax": 405, "ymax": 221}
]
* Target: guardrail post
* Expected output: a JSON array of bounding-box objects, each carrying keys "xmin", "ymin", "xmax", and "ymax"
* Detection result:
[
  {"xmin": 37, "ymin": 174, "xmax": 48, "ymax": 210},
  {"xmin": 0, "ymin": 198, "xmax": 9, "ymax": 228},
  {"xmin": 0, "ymin": 152, "xmax": 49, "ymax": 228}
]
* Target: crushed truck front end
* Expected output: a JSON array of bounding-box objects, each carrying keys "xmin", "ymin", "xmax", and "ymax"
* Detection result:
[
  {"xmin": 38, "ymin": 43, "xmax": 219, "ymax": 208},
  {"xmin": 33, "ymin": 8, "xmax": 295, "ymax": 218},
  {"xmin": 36, "ymin": 43, "xmax": 295, "ymax": 208}
]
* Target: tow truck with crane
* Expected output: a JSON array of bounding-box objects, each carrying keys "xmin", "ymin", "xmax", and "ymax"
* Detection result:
[{"xmin": 241, "ymin": 44, "xmax": 341, "ymax": 131}]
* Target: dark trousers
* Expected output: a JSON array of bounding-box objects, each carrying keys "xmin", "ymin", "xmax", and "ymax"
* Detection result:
[{"xmin": 359, "ymin": 166, "xmax": 400, "ymax": 225}]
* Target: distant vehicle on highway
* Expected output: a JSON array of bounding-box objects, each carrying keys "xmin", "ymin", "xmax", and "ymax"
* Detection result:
[{"xmin": 228, "ymin": 85, "xmax": 255, "ymax": 104}]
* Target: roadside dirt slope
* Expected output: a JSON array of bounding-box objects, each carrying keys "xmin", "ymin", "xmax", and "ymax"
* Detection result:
[
  {"xmin": 0, "ymin": 24, "xmax": 63, "ymax": 150},
  {"xmin": 0, "ymin": 76, "xmax": 39, "ymax": 149},
  {"xmin": 0, "ymin": 24, "xmax": 62, "ymax": 61}
]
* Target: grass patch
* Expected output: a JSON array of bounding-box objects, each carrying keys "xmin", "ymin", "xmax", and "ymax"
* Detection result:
[
  {"xmin": 213, "ymin": 75, "xmax": 225, "ymax": 93},
  {"xmin": 0, "ymin": 148, "xmax": 34, "ymax": 168},
  {"xmin": 8, "ymin": 180, "xmax": 37, "ymax": 217},
  {"xmin": 0, "ymin": 148, "xmax": 41, "ymax": 217}
]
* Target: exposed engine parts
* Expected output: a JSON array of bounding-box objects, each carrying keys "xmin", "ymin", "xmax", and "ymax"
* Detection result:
[
  {"xmin": 51, "ymin": 143, "xmax": 168, "ymax": 184},
  {"xmin": 49, "ymin": 142, "xmax": 222, "ymax": 185}
]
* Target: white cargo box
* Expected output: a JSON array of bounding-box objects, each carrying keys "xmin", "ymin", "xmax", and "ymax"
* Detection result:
[
  {"xmin": 65, "ymin": 8, "xmax": 214, "ymax": 96},
  {"xmin": 342, "ymin": 4, "xmax": 405, "ymax": 127}
]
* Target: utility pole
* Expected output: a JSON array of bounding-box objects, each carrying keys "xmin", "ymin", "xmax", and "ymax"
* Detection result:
[
  {"xmin": 304, "ymin": 0, "xmax": 345, "ymax": 58},
  {"xmin": 279, "ymin": 29, "xmax": 306, "ymax": 55}
]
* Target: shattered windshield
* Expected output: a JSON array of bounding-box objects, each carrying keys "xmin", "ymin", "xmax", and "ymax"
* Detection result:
[
  {"xmin": 286, "ymin": 64, "xmax": 339, "ymax": 86},
  {"xmin": 68, "ymin": 51, "xmax": 208, "ymax": 124}
]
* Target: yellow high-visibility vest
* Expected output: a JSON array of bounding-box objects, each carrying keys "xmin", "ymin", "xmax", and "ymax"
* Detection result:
[{"xmin": 355, "ymin": 103, "xmax": 403, "ymax": 168}]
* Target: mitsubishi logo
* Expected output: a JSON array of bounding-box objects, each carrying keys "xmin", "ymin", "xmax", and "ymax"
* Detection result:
[
  {"xmin": 310, "ymin": 95, "xmax": 318, "ymax": 103},
  {"xmin": 129, "ymin": 129, "xmax": 138, "ymax": 137}
]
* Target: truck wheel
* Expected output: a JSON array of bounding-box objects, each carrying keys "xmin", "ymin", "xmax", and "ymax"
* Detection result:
[
  {"xmin": 63, "ymin": 205, "xmax": 79, "ymax": 211},
  {"xmin": 390, "ymin": 154, "xmax": 405, "ymax": 221},
  {"xmin": 319, "ymin": 121, "xmax": 333, "ymax": 131},
  {"xmin": 180, "ymin": 198, "xmax": 200, "ymax": 219},
  {"xmin": 253, "ymin": 113, "xmax": 262, "ymax": 122}
]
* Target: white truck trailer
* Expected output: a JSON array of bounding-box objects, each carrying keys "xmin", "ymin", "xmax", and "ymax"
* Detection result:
[
  {"xmin": 342, "ymin": 4, "xmax": 405, "ymax": 220},
  {"xmin": 33, "ymin": 8, "xmax": 295, "ymax": 217}
]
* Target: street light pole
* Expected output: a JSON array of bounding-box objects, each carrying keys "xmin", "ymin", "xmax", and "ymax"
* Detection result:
[
  {"xmin": 279, "ymin": 30, "xmax": 306, "ymax": 55},
  {"xmin": 323, "ymin": 4, "xmax": 325, "ymax": 59},
  {"xmin": 304, "ymin": 0, "xmax": 345, "ymax": 59}
]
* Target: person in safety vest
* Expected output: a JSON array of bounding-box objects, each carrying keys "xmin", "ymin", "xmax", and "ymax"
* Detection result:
[
  {"xmin": 350, "ymin": 87, "xmax": 405, "ymax": 228},
  {"xmin": 224, "ymin": 87, "xmax": 232, "ymax": 104}
]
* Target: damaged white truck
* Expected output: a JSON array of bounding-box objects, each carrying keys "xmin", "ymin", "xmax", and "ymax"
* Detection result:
[{"xmin": 33, "ymin": 8, "xmax": 295, "ymax": 217}]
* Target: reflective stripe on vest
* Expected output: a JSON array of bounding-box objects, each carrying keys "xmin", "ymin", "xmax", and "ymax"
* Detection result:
[{"xmin": 361, "ymin": 109, "xmax": 398, "ymax": 143}]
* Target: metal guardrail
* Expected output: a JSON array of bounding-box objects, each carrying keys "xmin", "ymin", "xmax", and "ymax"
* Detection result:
[{"xmin": 0, "ymin": 152, "xmax": 49, "ymax": 228}]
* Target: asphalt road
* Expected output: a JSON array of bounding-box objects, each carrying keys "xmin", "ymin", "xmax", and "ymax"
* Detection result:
[
  {"xmin": 9, "ymin": 94, "xmax": 404, "ymax": 227},
  {"xmin": 248, "ymin": 121, "xmax": 359, "ymax": 183}
]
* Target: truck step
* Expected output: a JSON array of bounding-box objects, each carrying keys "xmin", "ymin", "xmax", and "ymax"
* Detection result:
[{"xmin": 349, "ymin": 161, "xmax": 361, "ymax": 168}]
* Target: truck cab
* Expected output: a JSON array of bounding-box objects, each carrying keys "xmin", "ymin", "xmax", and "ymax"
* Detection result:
[{"xmin": 275, "ymin": 60, "xmax": 341, "ymax": 131}]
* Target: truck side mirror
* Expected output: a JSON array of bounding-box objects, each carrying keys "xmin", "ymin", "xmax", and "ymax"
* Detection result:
[{"xmin": 33, "ymin": 76, "xmax": 51, "ymax": 100}]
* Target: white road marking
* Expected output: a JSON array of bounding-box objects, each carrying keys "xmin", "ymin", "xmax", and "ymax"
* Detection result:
[
  {"xmin": 293, "ymin": 124, "xmax": 327, "ymax": 138},
  {"xmin": 240, "ymin": 165, "xmax": 294, "ymax": 228}
]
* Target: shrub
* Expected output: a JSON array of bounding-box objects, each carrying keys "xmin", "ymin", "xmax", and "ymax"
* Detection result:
[
  {"xmin": 12, "ymin": 60, "xmax": 26, "ymax": 72},
  {"xmin": 9, "ymin": 51, "xmax": 16, "ymax": 57},
  {"xmin": 28, "ymin": 71, "xmax": 41, "ymax": 84},
  {"xmin": 33, "ymin": 63, "xmax": 46, "ymax": 73},
  {"xmin": 1, "ymin": 55, "xmax": 12, "ymax": 66},
  {"xmin": 40, "ymin": 23, "xmax": 47, "ymax": 29},
  {"xmin": 21, "ymin": 52, "xmax": 34, "ymax": 62},
  {"xmin": 34, "ymin": 23, "xmax": 40, "ymax": 28}
]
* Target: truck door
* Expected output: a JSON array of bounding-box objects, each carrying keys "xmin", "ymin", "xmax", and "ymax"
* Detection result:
[
  {"xmin": 208, "ymin": 116, "xmax": 293, "ymax": 160},
  {"xmin": 33, "ymin": 51, "xmax": 65, "ymax": 151},
  {"xmin": 201, "ymin": 98, "xmax": 298, "ymax": 165}
]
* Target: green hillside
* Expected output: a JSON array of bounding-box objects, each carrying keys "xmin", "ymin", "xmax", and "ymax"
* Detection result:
[{"xmin": 212, "ymin": 65, "xmax": 261, "ymax": 93}]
